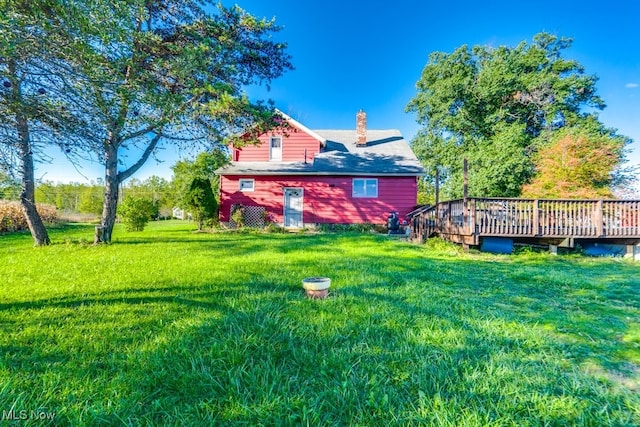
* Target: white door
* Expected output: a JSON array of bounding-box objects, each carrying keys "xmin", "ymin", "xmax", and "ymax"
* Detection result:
[
  {"xmin": 270, "ymin": 136, "xmax": 282, "ymax": 161},
  {"xmin": 284, "ymin": 188, "xmax": 303, "ymax": 228}
]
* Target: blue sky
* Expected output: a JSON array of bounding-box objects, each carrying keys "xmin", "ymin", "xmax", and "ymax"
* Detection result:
[{"xmin": 38, "ymin": 0, "xmax": 640, "ymax": 189}]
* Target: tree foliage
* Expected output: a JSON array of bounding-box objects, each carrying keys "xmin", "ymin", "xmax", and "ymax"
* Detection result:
[
  {"xmin": 0, "ymin": 0, "xmax": 82, "ymax": 245},
  {"xmin": 406, "ymin": 32, "xmax": 629, "ymax": 200},
  {"xmin": 122, "ymin": 176, "xmax": 171, "ymax": 219},
  {"xmin": 34, "ymin": 176, "xmax": 174, "ymax": 217},
  {"xmin": 169, "ymin": 149, "xmax": 228, "ymax": 208},
  {"xmin": 62, "ymin": 1, "xmax": 293, "ymax": 243},
  {"xmin": 36, "ymin": 181, "xmax": 104, "ymax": 214},
  {"xmin": 522, "ymin": 120, "xmax": 630, "ymax": 199},
  {"xmin": 2, "ymin": 1, "xmax": 292, "ymax": 244},
  {"xmin": 0, "ymin": 171, "xmax": 20, "ymax": 200},
  {"xmin": 77, "ymin": 185, "xmax": 105, "ymax": 215},
  {"xmin": 184, "ymin": 177, "xmax": 217, "ymax": 230}
]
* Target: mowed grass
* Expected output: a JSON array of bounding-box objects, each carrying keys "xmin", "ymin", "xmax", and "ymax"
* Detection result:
[{"xmin": 0, "ymin": 221, "xmax": 639, "ymax": 426}]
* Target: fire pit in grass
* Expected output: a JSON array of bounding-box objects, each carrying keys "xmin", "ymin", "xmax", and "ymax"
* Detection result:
[{"xmin": 302, "ymin": 277, "xmax": 331, "ymax": 299}]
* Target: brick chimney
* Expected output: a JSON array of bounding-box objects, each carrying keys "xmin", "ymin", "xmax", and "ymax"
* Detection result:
[{"xmin": 356, "ymin": 110, "xmax": 367, "ymax": 146}]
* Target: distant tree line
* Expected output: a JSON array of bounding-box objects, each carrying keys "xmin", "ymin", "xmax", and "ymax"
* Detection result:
[{"xmin": 1, "ymin": 148, "xmax": 226, "ymax": 226}]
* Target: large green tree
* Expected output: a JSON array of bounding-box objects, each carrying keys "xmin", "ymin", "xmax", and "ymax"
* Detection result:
[
  {"xmin": 0, "ymin": 1, "xmax": 83, "ymax": 245},
  {"xmin": 406, "ymin": 32, "xmax": 628, "ymax": 200},
  {"xmin": 1, "ymin": 1, "xmax": 110, "ymax": 244},
  {"xmin": 61, "ymin": 1, "xmax": 292, "ymax": 243},
  {"xmin": 4, "ymin": 1, "xmax": 291, "ymax": 244}
]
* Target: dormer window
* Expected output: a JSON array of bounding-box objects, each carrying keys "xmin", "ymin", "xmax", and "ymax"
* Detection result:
[{"xmin": 269, "ymin": 136, "xmax": 282, "ymax": 161}]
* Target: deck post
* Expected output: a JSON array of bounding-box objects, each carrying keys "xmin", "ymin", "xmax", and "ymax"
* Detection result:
[
  {"xmin": 469, "ymin": 198, "xmax": 476, "ymax": 241},
  {"xmin": 533, "ymin": 199, "xmax": 540, "ymax": 236},
  {"xmin": 463, "ymin": 159, "xmax": 469, "ymax": 236},
  {"xmin": 595, "ymin": 200, "xmax": 604, "ymax": 237},
  {"xmin": 447, "ymin": 201, "xmax": 452, "ymax": 235}
]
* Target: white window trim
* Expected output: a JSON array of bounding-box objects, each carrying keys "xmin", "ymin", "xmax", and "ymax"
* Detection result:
[
  {"xmin": 270, "ymin": 136, "xmax": 282, "ymax": 145},
  {"xmin": 269, "ymin": 136, "xmax": 283, "ymax": 161},
  {"xmin": 239, "ymin": 178, "xmax": 255, "ymax": 192},
  {"xmin": 352, "ymin": 178, "xmax": 378, "ymax": 198}
]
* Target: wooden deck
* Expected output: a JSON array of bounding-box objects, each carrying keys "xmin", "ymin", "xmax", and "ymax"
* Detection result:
[{"xmin": 409, "ymin": 198, "xmax": 640, "ymax": 247}]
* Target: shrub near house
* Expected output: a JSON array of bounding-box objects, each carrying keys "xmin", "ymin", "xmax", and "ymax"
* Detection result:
[{"xmin": 185, "ymin": 177, "xmax": 218, "ymax": 230}]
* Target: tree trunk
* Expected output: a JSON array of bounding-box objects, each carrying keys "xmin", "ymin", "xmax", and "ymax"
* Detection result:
[
  {"xmin": 18, "ymin": 137, "xmax": 51, "ymax": 246},
  {"xmin": 11, "ymin": 59, "xmax": 50, "ymax": 246},
  {"xmin": 95, "ymin": 132, "xmax": 162, "ymax": 243},
  {"xmin": 96, "ymin": 142, "xmax": 120, "ymax": 243}
]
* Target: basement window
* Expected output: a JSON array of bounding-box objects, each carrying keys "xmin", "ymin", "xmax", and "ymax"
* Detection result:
[
  {"xmin": 239, "ymin": 179, "xmax": 255, "ymax": 192},
  {"xmin": 352, "ymin": 178, "xmax": 378, "ymax": 198}
]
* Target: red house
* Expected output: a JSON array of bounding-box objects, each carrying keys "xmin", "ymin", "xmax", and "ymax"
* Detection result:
[{"xmin": 217, "ymin": 110, "xmax": 425, "ymax": 228}]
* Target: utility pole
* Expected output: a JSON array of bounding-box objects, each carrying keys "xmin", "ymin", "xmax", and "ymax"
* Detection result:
[{"xmin": 434, "ymin": 167, "xmax": 440, "ymax": 206}]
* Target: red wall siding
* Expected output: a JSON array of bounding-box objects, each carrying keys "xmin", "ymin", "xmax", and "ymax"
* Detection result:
[
  {"xmin": 234, "ymin": 125, "xmax": 321, "ymax": 162},
  {"xmin": 219, "ymin": 175, "xmax": 417, "ymax": 224}
]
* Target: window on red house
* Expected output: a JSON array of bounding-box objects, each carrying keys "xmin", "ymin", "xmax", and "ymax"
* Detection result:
[
  {"xmin": 239, "ymin": 179, "xmax": 255, "ymax": 192},
  {"xmin": 269, "ymin": 136, "xmax": 282, "ymax": 161},
  {"xmin": 352, "ymin": 178, "xmax": 378, "ymax": 198}
]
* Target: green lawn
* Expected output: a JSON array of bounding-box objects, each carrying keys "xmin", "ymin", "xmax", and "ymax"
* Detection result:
[{"xmin": 1, "ymin": 221, "xmax": 638, "ymax": 426}]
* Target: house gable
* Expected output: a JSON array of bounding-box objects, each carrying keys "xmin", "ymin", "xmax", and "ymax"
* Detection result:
[{"xmin": 233, "ymin": 111, "xmax": 325, "ymax": 163}]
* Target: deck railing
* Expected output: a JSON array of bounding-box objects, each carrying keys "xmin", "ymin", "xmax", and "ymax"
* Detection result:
[{"xmin": 410, "ymin": 198, "xmax": 640, "ymax": 243}]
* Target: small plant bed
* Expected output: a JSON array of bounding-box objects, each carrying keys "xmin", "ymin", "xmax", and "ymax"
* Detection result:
[{"xmin": 0, "ymin": 221, "xmax": 638, "ymax": 425}]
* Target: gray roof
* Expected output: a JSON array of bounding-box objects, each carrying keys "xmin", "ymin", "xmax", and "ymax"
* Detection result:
[{"xmin": 218, "ymin": 129, "xmax": 425, "ymax": 176}]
